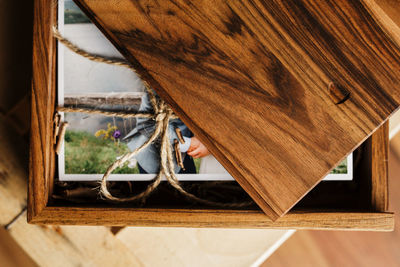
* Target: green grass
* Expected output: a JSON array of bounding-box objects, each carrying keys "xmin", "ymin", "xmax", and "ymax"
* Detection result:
[
  {"xmin": 65, "ymin": 129, "xmax": 348, "ymax": 175},
  {"xmin": 193, "ymin": 158, "xmax": 201, "ymax": 173},
  {"xmin": 65, "ymin": 130, "xmax": 139, "ymax": 174},
  {"xmin": 331, "ymin": 159, "xmax": 348, "ymax": 174}
]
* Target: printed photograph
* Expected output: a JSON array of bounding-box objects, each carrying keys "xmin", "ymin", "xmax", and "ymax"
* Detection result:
[{"xmin": 58, "ymin": 0, "xmax": 352, "ymax": 181}]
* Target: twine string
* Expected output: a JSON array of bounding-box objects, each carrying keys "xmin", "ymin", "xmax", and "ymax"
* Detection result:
[
  {"xmin": 56, "ymin": 106, "xmax": 155, "ymax": 119},
  {"xmin": 53, "ymin": 27, "xmax": 253, "ymax": 208}
]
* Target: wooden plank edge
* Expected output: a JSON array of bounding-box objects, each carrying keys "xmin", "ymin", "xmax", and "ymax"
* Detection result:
[
  {"xmin": 364, "ymin": 0, "xmax": 400, "ymax": 47},
  {"xmin": 370, "ymin": 122, "xmax": 389, "ymax": 211},
  {"xmin": 28, "ymin": 207, "xmax": 394, "ymax": 231},
  {"xmin": 28, "ymin": 0, "xmax": 57, "ymax": 221}
]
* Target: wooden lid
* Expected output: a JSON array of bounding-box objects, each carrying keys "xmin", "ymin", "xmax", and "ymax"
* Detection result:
[{"xmin": 75, "ymin": 0, "xmax": 400, "ymax": 220}]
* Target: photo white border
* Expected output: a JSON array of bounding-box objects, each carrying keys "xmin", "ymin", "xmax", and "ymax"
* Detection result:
[
  {"xmin": 57, "ymin": 0, "xmax": 352, "ymax": 182},
  {"xmin": 323, "ymin": 153, "xmax": 353, "ymax": 181},
  {"xmin": 58, "ymin": 0, "xmax": 67, "ymax": 180}
]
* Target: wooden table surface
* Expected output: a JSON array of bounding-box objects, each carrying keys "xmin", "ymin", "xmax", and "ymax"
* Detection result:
[
  {"xmin": 2, "ymin": 0, "xmax": 400, "ymax": 266},
  {"xmin": 264, "ymin": 148, "xmax": 400, "ymax": 267}
]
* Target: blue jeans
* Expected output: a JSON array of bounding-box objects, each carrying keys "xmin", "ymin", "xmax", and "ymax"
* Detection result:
[{"xmin": 138, "ymin": 155, "xmax": 196, "ymax": 174}]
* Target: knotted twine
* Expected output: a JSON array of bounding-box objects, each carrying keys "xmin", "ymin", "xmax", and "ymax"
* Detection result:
[{"xmin": 54, "ymin": 27, "xmax": 253, "ymax": 208}]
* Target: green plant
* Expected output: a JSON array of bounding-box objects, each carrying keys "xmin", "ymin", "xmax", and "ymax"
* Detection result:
[{"xmin": 64, "ymin": 130, "xmax": 139, "ymax": 174}]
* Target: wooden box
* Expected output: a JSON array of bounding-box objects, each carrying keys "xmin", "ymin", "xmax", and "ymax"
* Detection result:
[{"xmin": 28, "ymin": 0, "xmax": 394, "ymax": 230}]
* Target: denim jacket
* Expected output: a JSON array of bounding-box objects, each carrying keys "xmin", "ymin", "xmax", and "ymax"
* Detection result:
[{"xmin": 123, "ymin": 91, "xmax": 192, "ymax": 173}]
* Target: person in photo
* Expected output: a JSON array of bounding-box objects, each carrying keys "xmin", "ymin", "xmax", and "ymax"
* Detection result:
[{"xmin": 124, "ymin": 90, "xmax": 210, "ymax": 174}]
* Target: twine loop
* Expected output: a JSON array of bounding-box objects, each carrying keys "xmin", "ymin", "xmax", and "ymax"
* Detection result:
[
  {"xmin": 53, "ymin": 27, "xmax": 253, "ymax": 208},
  {"xmin": 155, "ymin": 111, "xmax": 167, "ymax": 122}
]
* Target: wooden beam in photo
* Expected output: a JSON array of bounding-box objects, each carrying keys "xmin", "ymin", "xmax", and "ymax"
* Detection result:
[{"xmin": 63, "ymin": 92, "xmax": 143, "ymax": 108}]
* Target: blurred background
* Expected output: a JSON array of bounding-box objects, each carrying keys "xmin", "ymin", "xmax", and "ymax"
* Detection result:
[{"xmin": 0, "ymin": 0, "xmax": 399, "ymax": 266}]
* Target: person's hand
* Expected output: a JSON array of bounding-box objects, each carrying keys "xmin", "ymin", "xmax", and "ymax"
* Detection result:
[{"xmin": 187, "ymin": 136, "xmax": 209, "ymax": 158}]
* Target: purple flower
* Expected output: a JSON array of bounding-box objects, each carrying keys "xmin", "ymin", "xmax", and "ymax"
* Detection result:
[{"xmin": 112, "ymin": 130, "xmax": 121, "ymax": 139}]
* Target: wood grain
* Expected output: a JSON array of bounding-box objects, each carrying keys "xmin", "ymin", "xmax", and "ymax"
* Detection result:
[
  {"xmin": 389, "ymin": 109, "xmax": 400, "ymax": 139},
  {"xmin": 0, "ymin": 117, "xmax": 28, "ymax": 226},
  {"xmin": 64, "ymin": 92, "xmax": 142, "ymax": 108},
  {"xmin": 370, "ymin": 122, "xmax": 389, "ymax": 211},
  {"xmin": 29, "ymin": 207, "xmax": 394, "ymax": 231},
  {"xmin": 9, "ymin": 212, "xmax": 143, "ymax": 267},
  {"xmin": 116, "ymin": 227, "xmax": 294, "ymax": 267},
  {"xmin": 364, "ymin": 0, "xmax": 400, "ymax": 47},
  {"xmin": 264, "ymin": 229, "xmax": 400, "ymax": 266},
  {"xmin": 0, "ymin": 228, "xmax": 37, "ymax": 267},
  {"xmin": 28, "ymin": 0, "xmax": 393, "ymax": 229},
  {"xmin": 29, "ymin": 0, "xmax": 57, "ymax": 221},
  {"xmin": 264, "ymin": 149, "xmax": 400, "ymax": 267},
  {"xmin": 74, "ymin": 0, "xmax": 400, "ymax": 219}
]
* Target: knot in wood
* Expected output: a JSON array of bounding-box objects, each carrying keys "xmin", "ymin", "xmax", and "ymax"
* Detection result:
[{"xmin": 328, "ymin": 82, "xmax": 350, "ymax": 105}]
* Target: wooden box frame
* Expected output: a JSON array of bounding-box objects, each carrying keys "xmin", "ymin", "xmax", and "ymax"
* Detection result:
[{"xmin": 28, "ymin": 0, "xmax": 394, "ymax": 230}]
